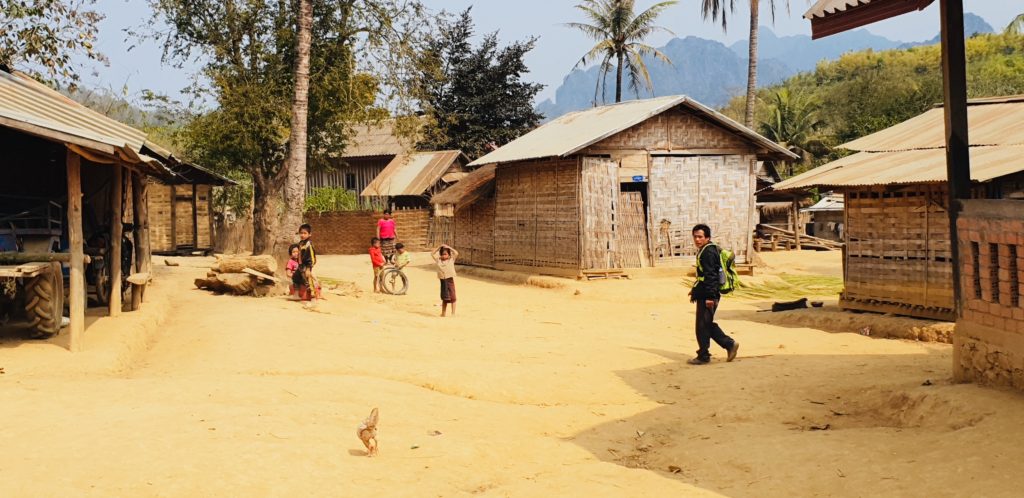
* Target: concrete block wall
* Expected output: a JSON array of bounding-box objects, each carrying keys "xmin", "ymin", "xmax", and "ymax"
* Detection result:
[{"xmin": 954, "ymin": 200, "xmax": 1024, "ymax": 390}]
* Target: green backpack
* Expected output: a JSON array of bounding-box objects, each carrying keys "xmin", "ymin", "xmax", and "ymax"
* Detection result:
[{"xmin": 697, "ymin": 242, "xmax": 740, "ymax": 295}]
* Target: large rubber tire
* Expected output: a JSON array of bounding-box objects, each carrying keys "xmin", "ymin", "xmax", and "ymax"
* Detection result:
[
  {"xmin": 24, "ymin": 262, "xmax": 64, "ymax": 339},
  {"xmin": 379, "ymin": 268, "xmax": 409, "ymax": 295}
]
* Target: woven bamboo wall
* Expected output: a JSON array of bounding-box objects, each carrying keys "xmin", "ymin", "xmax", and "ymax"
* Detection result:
[
  {"xmin": 649, "ymin": 155, "xmax": 755, "ymax": 265},
  {"xmin": 617, "ymin": 192, "xmax": 648, "ymax": 268},
  {"xmin": 149, "ymin": 182, "xmax": 173, "ymax": 252},
  {"xmin": 588, "ymin": 108, "xmax": 750, "ymax": 151},
  {"xmin": 494, "ymin": 158, "xmax": 580, "ymax": 269},
  {"xmin": 843, "ymin": 185, "xmax": 954, "ymax": 316},
  {"xmin": 581, "ymin": 157, "xmax": 618, "ymax": 269},
  {"xmin": 174, "ymin": 185, "xmax": 195, "ymax": 247},
  {"xmin": 196, "ymin": 184, "xmax": 212, "ymax": 249},
  {"xmin": 454, "ymin": 197, "xmax": 496, "ymax": 267}
]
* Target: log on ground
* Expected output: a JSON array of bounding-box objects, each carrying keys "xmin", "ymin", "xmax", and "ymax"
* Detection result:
[
  {"xmin": 212, "ymin": 255, "xmax": 277, "ymax": 275},
  {"xmin": 194, "ymin": 273, "xmax": 261, "ymax": 295}
]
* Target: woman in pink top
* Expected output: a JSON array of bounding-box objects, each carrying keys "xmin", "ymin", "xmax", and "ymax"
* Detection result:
[{"xmin": 376, "ymin": 209, "xmax": 397, "ymax": 262}]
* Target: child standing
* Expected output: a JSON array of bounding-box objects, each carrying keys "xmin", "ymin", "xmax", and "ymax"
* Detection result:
[
  {"xmin": 432, "ymin": 244, "xmax": 459, "ymax": 317},
  {"xmin": 394, "ymin": 242, "xmax": 410, "ymax": 270},
  {"xmin": 286, "ymin": 244, "xmax": 301, "ymax": 297},
  {"xmin": 369, "ymin": 237, "xmax": 385, "ymax": 293},
  {"xmin": 376, "ymin": 209, "xmax": 397, "ymax": 262},
  {"xmin": 295, "ymin": 223, "xmax": 319, "ymax": 301}
]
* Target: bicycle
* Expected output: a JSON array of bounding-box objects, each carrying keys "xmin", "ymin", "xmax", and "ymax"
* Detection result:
[{"xmin": 377, "ymin": 262, "xmax": 409, "ymax": 295}]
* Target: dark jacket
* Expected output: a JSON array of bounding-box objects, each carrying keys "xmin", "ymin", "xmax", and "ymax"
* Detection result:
[
  {"xmin": 299, "ymin": 239, "xmax": 316, "ymax": 268},
  {"xmin": 693, "ymin": 242, "xmax": 722, "ymax": 301}
]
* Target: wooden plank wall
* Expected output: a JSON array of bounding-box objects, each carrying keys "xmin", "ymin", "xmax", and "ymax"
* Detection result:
[
  {"xmin": 581, "ymin": 157, "xmax": 618, "ymax": 270},
  {"xmin": 196, "ymin": 184, "xmax": 212, "ymax": 249},
  {"xmin": 494, "ymin": 158, "xmax": 580, "ymax": 270},
  {"xmin": 649, "ymin": 155, "xmax": 755, "ymax": 266},
  {"xmin": 843, "ymin": 185, "xmax": 954, "ymax": 316}
]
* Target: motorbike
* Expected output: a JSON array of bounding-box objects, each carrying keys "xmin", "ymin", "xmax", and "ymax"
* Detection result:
[{"xmin": 85, "ymin": 222, "xmax": 134, "ymax": 306}]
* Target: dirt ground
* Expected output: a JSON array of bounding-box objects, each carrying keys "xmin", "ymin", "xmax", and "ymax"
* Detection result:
[{"xmin": 1, "ymin": 250, "xmax": 1023, "ymax": 497}]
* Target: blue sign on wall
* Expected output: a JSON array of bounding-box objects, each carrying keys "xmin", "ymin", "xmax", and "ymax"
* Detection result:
[{"xmin": 631, "ymin": 175, "xmax": 646, "ymax": 182}]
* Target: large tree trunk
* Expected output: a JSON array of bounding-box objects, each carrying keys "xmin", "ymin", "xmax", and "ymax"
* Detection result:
[
  {"xmin": 615, "ymin": 50, "xmax": 624, "ymax": 103},
  {"xmin": 744, "ymin": 0, "xmax": 760, "ymax": 128},
  {"xmin": 252, "ymin": 172, "xmax": 285, "ymax": 256}
]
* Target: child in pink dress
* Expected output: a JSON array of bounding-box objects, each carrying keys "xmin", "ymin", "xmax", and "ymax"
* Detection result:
[{"xmin": 286, "ymin": 244, "xmax": 301, "ymax": 296}]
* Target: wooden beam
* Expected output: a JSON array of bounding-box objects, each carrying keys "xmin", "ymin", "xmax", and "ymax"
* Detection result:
[
  {"xmin": 67, "ymin": 149, "xmax": 85, "ymax": 352},
  {"xmin": 809, "ymin": 0, "xmax": 934, "ymax": 40},
  {"xmin": 940, "ymin": 0, "xmax": 971, "ymax": 319},
  {"xmin": 131, "ymin": 172, "xmax": 152, "ymax": 303},
  {"xmin": 792, "ymin": 197, "xmax": 802, "ymax": 250},
  {"xmin": 192, "ymin": 183, "xmax": 199, "ymax": 249},
  {"xmin": 169, "ymin": 184, "xmax": 177, "ymax": 252},
  {"xmin": 109, "ymin": 163, "xmax": 123, "ymax": 317},
  {"xmin": 207, "ymin": 185, "xmax": 215, "ymax": 252}
]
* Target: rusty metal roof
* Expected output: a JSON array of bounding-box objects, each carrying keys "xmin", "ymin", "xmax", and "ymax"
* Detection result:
[
  {"xmin": 342, "ymin": 121, "xmax": 416, "ymax": 158},
  {"xmin": 804, "ymin": 0, "xmax": 934, "ymax": 38},
  {"xmin": 468, "ymin": 95, "xmax": 798, "ymax": 167},
  {"xmin": 361, "ymin": 150, "xmax": 468, "ymax": 197},
  {"xmin": 0, "ymin": 69, "xmax": 181, "ymax": 178},
  {"xmin": 431, "ymin": 163, "xmax": 496, "ymax": 208},
  {"xmin": 843, "ymin": 97, "xmax": 1024, "ymax": 151},
  {"xmin": 774, "ymin": 146, "xmax": 1024, "ymax": 190}
]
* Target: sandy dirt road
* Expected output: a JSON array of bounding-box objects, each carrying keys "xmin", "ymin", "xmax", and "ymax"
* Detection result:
[{"xmin": 1, "ymin": 251, "xmax": 1022, "ymax": 497}]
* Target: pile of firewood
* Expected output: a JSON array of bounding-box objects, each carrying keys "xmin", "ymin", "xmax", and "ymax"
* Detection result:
[{"xmin": 194, "ymin": 255, "xmax": 279, "ymax": 297}]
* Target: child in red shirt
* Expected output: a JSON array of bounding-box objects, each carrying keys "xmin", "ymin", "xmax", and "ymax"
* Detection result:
[{"xmin": 369, "ymin": 237, "xmax": 385, "ymax": 293}]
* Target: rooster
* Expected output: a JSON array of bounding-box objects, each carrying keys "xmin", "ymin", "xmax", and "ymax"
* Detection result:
[{"xmin": 357, "ymin": 408, "xmax": 379, "ymax": 457}]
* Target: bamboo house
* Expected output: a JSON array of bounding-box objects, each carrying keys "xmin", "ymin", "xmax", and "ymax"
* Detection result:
[
  {"xmin": 465, "ymin": 95, "xmax": 797, "ymax": 277},
  {"xmin": 774, "ymin": 96, "xmax": 1024, "ymax": 321},
  {"xmin": 149, "ymin": 162, "xmax": 235, "ymax": 256}
]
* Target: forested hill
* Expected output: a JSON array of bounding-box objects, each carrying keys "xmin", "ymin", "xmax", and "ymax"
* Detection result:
[{"xmin": 537, "ymin": 13, "xmax": 995, "ymax": 120}]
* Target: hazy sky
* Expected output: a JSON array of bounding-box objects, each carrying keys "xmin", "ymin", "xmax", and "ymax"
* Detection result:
[{"xmin": 79, "ymin": 1, "xmax": 1021, "ymax": 105}]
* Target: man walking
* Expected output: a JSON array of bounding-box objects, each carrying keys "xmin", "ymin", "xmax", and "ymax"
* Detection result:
[{"xmin": 687, "ymin": 224, "xmax": 739, "ymax": 365}]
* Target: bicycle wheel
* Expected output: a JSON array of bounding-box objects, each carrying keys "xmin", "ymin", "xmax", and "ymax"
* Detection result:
[{"xmin": 379, "ymin": 268, "xmax": 408, "ymax": 295}]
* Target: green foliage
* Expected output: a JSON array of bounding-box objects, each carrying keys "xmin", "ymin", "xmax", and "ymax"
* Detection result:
[
  {"xmin": 758, "ymin": 88, "xmax": 829, "ymax": 177},
  {"xmin": 734, "ymin": 32, "xmax": 1024, "ymax": 176},
  {"xmin": 304, "ymin": 187, "xmax": 359, "ymax": 213},
  {"xmin": 414, "ymin": 9, "xmax": 544, "ymax": 159},
  {"xmin": 567, "ymin": 0, "xmax": 677, "ymax": 103},
  {"xmin": 0, "ymin": 0, "xmax": 106, "ymax": 88}
]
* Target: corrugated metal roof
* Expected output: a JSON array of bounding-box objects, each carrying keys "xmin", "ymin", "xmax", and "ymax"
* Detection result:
[
  {"xmin": 804, "ymin": 0, "xmax": 932, "ymax": 20},
  {"xmin": 342, "ymin": 121, "xmax": 416, "ymax": 158},
  {"xmin": 0, "ymin": 70, "xmax": 147, "ymax": 153},
  {"xmin": 431, "ymin": 163, "xmax": 496, "ymax": 208},
  {"xmin": 842, "ymin": 98, "xmax": 1024, "ymax": 151},
  {"xmin": 361, "ymin": 150, "xmax": 467, "ymax": 197},
  {"xmin": 773, "ymin": 145, "xmax": 1024, "ymax": 190},
  {"xmin": 468, "ymin": 95, "xmax": 798, "ymax": 167},
  {"xmin": 804, "ymin": 193, "xmax": 845, "ymax": 212}
]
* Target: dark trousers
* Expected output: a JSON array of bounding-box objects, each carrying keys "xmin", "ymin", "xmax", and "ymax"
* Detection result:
[{"xmin": 695, "ymin": 299, "xmax": 735, "ymax": 360}]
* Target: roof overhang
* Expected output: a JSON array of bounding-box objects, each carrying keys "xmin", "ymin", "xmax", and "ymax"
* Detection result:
[{"xmin": 804, "ymin": 0, "xmax": 935, "ymax": 39}]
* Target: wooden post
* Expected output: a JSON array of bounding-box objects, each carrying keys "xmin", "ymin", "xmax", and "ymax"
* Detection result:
[
  {"xmin": 109, "ymin": 163, "xmax": 123, "ymax": 316},
  {"xmin": 940, "ymin": 0, "xmax": 971, "ymax": 318},
  {"xmin": 169, "ymin": 184, "xmax": 177, "ymax": 254},
  {"xmin": 192, "ymin": 183, "xmax": 199, "ymax": 250},
  {"xmin": 132, "ymin": 172, "xmax": 151, "ymax": 305},
  {"xmin": 208, "ymin": 185, "xmax": 216, "ymax": 253},
  {"xmin": 792, "ymin": 197, "xmax": 802, "ymax": 250},
  {"xmin": 67, "ymin": 150, "xmax": 85, "ymax": 352}
]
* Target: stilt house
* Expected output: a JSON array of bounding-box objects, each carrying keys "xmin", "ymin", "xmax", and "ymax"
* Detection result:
[{"xmin": 466, "ymin": 95, "xmax": 797, "ymax": 276}]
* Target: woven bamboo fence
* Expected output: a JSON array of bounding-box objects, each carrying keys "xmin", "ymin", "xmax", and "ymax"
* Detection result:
[
  {"xmin": 581, "ymin": 157, "xmax": 618, "ymax": 269},
  {"xmin": 617, "ymin": 192, "xmax": 648, "ymax": 268}
]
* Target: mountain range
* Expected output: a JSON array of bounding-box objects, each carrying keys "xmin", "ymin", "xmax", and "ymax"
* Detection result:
[{"xmin": 536, "ymin": 12, "xmax": 995, "ymax": 120}]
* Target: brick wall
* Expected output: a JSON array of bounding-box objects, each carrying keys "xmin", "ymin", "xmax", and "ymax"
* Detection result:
[
  {"xmin": 304, "ymin": 208, "xmax": 430, "ymax": 255},
  {"xmin": 954, "ymin": 200, "xmax": 1024, "ymax": 390}
]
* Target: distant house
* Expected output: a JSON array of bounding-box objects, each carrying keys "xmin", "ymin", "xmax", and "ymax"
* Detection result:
[
  {"xmin": 149, "ymin": 161, "xmax": 236, "ymax": 255},
  {"xmin": 431, "ymin": 164, "xmax": 497, "ymax": 268},
  {"xmin": 803, "ymin": 192, "xmax": 844, "ymax": 242},
  {"xmin": 361, "ymin": 150, "xmax": 469, "ymax": 209},
  {"xmin": 464, "ymin": 95, "xmax": 796, "ymax": 276},
  {"xmin": 306, "ymin": 121, "xmax": 415, "ymax": 199},
  {"xmin": 774, "ymin": 96, "xmax": 1024, "ymax": 321}
]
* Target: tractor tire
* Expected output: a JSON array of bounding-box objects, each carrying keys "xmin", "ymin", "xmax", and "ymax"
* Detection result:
[{"xmin": 24, "ymin": 262, "xmax": 64, "ymax": 339}]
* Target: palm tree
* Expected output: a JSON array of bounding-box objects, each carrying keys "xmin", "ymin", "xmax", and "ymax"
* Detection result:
[
  {"xmin": 1006, "ymin": 13, "xmax": 1024, "ymax": 35},
  {"xmin": 701, "ymin": 0, "xmax": 791, "ymax": 128},
  {"xmin": 758, "ymin": 88, "xmax": 823, "ymax": 177},
  {"xmin": 567, "ymin": 0, "xmax": 678, "ymax": 104},
  {"xmin": 280, "ymin": 0, "xmax": 313, "ymax": 263}
]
